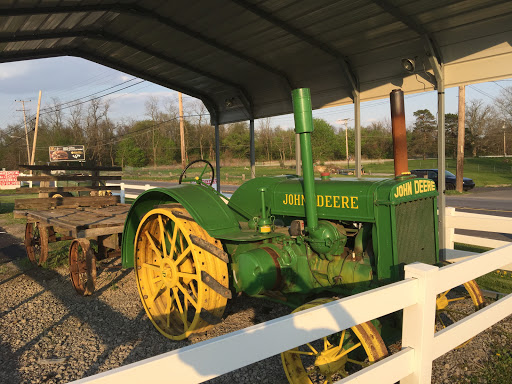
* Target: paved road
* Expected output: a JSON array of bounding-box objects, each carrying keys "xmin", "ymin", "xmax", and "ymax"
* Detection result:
[
  {"xmin": 446, "ymin": 187, "xmax": 512, "ymax": 218},
  {"xmin": 445, "ymin": 187, "xmax": 512, "ymax": 243}
]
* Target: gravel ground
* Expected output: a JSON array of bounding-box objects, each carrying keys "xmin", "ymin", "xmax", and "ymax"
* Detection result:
[{"xmin": 1, "ymin": 226, "xmax": 511, "ymax": 384}]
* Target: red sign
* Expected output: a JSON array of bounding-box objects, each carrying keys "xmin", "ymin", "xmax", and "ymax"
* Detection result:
[{"xmin": 0, "ymin": 170, "xmax": 20, "ymax": 189}]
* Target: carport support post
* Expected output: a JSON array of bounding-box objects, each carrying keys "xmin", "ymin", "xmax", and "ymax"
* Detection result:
[
  {"xmin": 437, "ymin": 80, "xmax": 446, "ymax": 257},
  {"xmin": 250, "ymin": 119, "xmax": 256, "ymax": 178},
  {"xmin": 215, "ymin": 122, "xmax": 221, "ymax": 192},
  {"xmin": 354, "ymin": 90, "xmax": 362, "ymax": 178}
]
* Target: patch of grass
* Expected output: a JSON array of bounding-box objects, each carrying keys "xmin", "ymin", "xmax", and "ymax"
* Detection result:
[
  {"xmin": 476, "ymin": 270, "xmax": 512, "ymax": 294},
  {"xmin": 364, "ymin": 157, "xmax": 512, "ymax": 187},
  {"xmin": 0, "ymin": 193, "xmax": 37, "ymax": 214},
  {"xmin": 454, "ymin": 242, "xmax": 512, "ymax": 294},
  {"xmin": 42, "ymin": 240, "xmax": 71, "ymax": 269},
  {"xmin": 469, "ymin": 338, "xmax": 512, "ymax": 383},
  {"xmin": 454, "ymin": 243, "xmax": 492, "ymax": 254}
]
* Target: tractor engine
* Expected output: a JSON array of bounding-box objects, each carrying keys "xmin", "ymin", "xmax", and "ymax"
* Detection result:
[{"xmin": 227, "ymin": 173, "xmax": 438, "ymax": 298}]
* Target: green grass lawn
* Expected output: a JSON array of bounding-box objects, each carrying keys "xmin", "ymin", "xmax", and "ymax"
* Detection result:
[
  {"xmin": 454, "ymin": 242, "xmax": 512, "ymax": 295},
  {"xmin": 364, "ymin": 157, "xmax": 512, "ymax": 186}
]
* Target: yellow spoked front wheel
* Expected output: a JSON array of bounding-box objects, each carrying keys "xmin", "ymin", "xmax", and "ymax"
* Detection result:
[
  {"xmin": 281, "ymin": 298, "xmax": 388, "ymax": 384},
  {"xmin": 135, "ymin": 206, "xmax": 230, "ymax": 340}
]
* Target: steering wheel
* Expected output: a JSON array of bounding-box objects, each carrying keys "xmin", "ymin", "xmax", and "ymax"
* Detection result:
[{"xmin": 179, "ymin": 159, "xmax": 215, "ymax": 186}]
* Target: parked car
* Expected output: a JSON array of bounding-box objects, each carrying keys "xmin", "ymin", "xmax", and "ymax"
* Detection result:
[{"xmin": 410, "ymin": 169, "xmax": 475, "ymax": 191}]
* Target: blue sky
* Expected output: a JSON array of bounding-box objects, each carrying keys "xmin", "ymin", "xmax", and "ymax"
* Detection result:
[{"xmin": 0, "ymin": 56, "xmax": 509, "ymax": 132}]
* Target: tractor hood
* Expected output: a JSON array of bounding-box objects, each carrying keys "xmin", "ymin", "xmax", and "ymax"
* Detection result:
[{"xmin": 228, "ymin": 175, "xmax": 438, "ymax": 223}]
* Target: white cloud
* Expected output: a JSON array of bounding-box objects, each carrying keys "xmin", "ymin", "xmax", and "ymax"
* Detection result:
[{"xmin": 0, "ymin": 61, "xmax": 32, "ymax": 80}]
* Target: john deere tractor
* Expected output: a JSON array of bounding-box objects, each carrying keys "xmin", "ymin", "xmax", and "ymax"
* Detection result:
[{"xmin": 121, "ymin": 88, "xmax": 484, "ymax": 382}]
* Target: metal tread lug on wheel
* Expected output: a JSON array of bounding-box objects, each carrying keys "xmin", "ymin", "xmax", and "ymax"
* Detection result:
[{"xmin": 135, "ymin": 205, "xmax": 229, "ymax": 340}]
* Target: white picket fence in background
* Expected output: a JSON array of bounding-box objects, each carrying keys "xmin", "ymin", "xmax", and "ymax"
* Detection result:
[
  {"xmin": 83, "ymin": 183, "xmax": 512, "ymax": 384},
  {"xmin": 445, "ymin": 206, "xmax": 512, "ymax": 270}
]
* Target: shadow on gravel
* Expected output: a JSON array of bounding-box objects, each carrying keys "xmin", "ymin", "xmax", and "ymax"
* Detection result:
[{"xmin": 0, "ymin": 227, "xmax": 186, "ymax": 382}]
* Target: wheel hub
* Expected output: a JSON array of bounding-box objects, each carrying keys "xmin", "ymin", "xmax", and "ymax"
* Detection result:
[
  {"xmin": 436, "ymin": 295, "xmax": 448, "ymax": 310},
  {"xmin": 161, "ymin": 258, "xmax": 178, "ymax": 288},
  {"xmin": 315, "ymin": 346, "xmax": 347, "ymax": 376}
]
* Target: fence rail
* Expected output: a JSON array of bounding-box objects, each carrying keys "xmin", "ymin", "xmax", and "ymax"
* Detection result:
[
  {"xmin": 71, "ymin": 245, "xmax": 512, "ymax": 384},
  {"xmin": 445, "ymin": 206, "xmax": 512, "ymax": 270}
]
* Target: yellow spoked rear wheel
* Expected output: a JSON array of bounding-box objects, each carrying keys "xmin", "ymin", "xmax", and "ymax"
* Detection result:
[
  {"xmin": 281, "ymin": 298, "xmax": 388, "ymax": 384},
  {"xmin": 436, "ymin": 279, "xmax": 485, "ymax": 347},
  {"xmin": 135, "ymin": 206, "xmax": 229, "ymax": 340}
]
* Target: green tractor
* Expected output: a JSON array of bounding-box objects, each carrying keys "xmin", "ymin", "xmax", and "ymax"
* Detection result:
[{"xmin": 121, "ymin": 88, "xmax": 484, "ymax": 382}]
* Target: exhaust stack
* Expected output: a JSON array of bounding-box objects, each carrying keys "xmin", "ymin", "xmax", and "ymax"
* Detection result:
[{"xmin": 390, "ymin": 89, "xmax": 409, "ymax": 176}]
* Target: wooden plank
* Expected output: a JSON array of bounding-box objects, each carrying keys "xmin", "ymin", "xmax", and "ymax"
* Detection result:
[
  {"xmin": 21, "ymin": 211, "xmax": 79, "ymax": 233},
  {"xmin": 15, "ymin": 196, "xmax": 119, "ymax": 210},
  {"xmin": 17, "ymin": 175, "xmax": 122, "ymax": 182},
  {"xmin": 16, "ymin": 185, "xmax": 121, "ymax": 193},
  {"xmin": 77, "ymin": 225, "xmax": 125, "ymax": 238},
  {"xmin": 19, "ymin": 164, "xmax": 122, "ymax": 171}
]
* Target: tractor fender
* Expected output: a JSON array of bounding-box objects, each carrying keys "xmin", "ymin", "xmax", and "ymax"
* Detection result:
[{"xmin": 121, "ymin": 185, "xmax": 240, "ymax": 268}]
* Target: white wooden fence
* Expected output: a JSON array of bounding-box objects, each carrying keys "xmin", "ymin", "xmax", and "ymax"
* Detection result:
[
  {"xmin": 71, "ymin": 244, "xmax": 512, "ymax": 384},
  {"xmin": 445, "ymin": 206, "xmax": 512, "ymax": 270}
]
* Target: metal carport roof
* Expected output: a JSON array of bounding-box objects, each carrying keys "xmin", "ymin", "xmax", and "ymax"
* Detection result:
[
  {"xmin": 1, "ymin": 0, "xmax": 512, "ymax": 250},
  {"xmin": 1, "ymin": 0, "xmax": 511, "ymax": 125}
]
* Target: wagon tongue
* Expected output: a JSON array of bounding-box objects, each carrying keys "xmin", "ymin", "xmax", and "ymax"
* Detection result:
[{"xmin": 390, "ymin": 89, "xmax": 409, "ymax": 177}]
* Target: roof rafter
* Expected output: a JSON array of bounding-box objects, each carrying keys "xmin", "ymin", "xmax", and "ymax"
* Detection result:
[
  {"xmin": 370, "ymin": 0, "xmax": 443, "ymax": 67},
  {"xmin": 72, "ymin": 48, "xmax": 220, "ymax": 123},
  {"xmin": 0, "ymin": 3, "xmax": 294, "ymax": 91},
  {"xmin": 0, "ymin": 46, "xmax": 219, "ymax": 122},
  {"xmin": 0, "ymin": 29, "xmax": 253, "ymax": 117},
  {"xmin": 229, "ymin": 0, "xmax": 359, "ymax": 95}
]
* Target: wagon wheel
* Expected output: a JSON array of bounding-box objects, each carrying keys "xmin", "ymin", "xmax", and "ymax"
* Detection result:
[
  {"xmin": 436, "ymin": 279, "xmax": 485, "ymax": 347},
  {"xmin": 178, "ymin": 159, "xmax": 215, "ymax": 187},
  {"xmin": 24, "ymin": 222, "xmax": 49, "ymax": 266},
  {"xmin": 69, "ymin": 239, "xmax": 97, "ymax": 296},
  {"xmin": 135, "ymin": 206, "xmax": 229, "ymax": 340},
  {"xmin": 281, "ymin": 298, "xmax": 388, "ymax": 383}
]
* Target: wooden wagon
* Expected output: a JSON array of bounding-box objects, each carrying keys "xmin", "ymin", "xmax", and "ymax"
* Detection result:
[{"xmin": 15, "ymin": 163, "xmax": 130, "ymax": 295}]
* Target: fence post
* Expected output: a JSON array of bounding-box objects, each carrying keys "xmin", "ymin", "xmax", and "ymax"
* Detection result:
[
  {"xmin": 401, "ymin": 263, "xmax": 438, "ymax": 384},
  {"xmin": 445, "ymin": 207, "xmax": 456, "ymax": 249},
  {"xmin": 120, "ymin": 183, "xmax": 125, "ymax": 204}
]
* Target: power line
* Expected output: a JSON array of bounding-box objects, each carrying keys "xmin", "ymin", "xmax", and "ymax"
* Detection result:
[{"xmin": 39, "ymin": 80, "xmax": 146, "ymax": 116}]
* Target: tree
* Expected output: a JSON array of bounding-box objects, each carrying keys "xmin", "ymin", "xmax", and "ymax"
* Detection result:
[
  {"xmin": 361, "ymin": 121, "xmax": 393, "ymax": 159},
  {"xmin": 465, "ymin": 100, "xmax": 493, "ymax": 157},
  {"xmin": 311, "ymin": 118, "xmax": 337, "ymax": 161},
  {"xmin": 116, "ymin": 137, "xmax": 147, "ymax": 167},
  {"xmin": 495, "ymin": 85, "xmax": 512, "ymax": 122},
  {"xmin": 445, "ymin": 113, "xmax": 458, "ymax": 159},
  {"xmin": 223, "ymin": 122, "xmax": 249, "ymax": 160},
  {"xmin": 258, "ymin": 117, "xmax": 273, "ymax": 162},
  {"xmin": 410, "ymin": 109, "xmax": 437, "ymax": 160}
]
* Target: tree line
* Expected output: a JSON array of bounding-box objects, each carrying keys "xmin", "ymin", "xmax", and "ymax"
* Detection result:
[{"xmin": 1, "ymin": 86, "xmax": 511, "ymax": 170}]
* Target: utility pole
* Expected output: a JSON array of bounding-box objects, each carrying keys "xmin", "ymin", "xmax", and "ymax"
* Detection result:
[
  {"xmin": 31, "ymin": 91, "xmax": 42, "ymax": 165},
  {"xmin": 336, "ymin": 118, "xmax": 352, "ymax": 169},
  {"xmin": 178, "ymin": 92, "xmax": 187, "ymax": 169},
  {"xmin": 15, "ymin": 99, "xmax": 31, "ymax": 164},
  {"xmin": 503, "ymin": 124, "xmax": 507, "ymax": 157},
  {"xmin": 456, "ymin": 85, "xmax": 465, "ymax": 193}
]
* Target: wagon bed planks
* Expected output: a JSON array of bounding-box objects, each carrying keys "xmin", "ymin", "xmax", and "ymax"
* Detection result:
[
  {"xmin": 14, "ymin": 204, "xmax": 129, "ymax": 238},
  {"xmin": 15, "ymin": 195, "xmax": 120, "ymax": 210}
]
